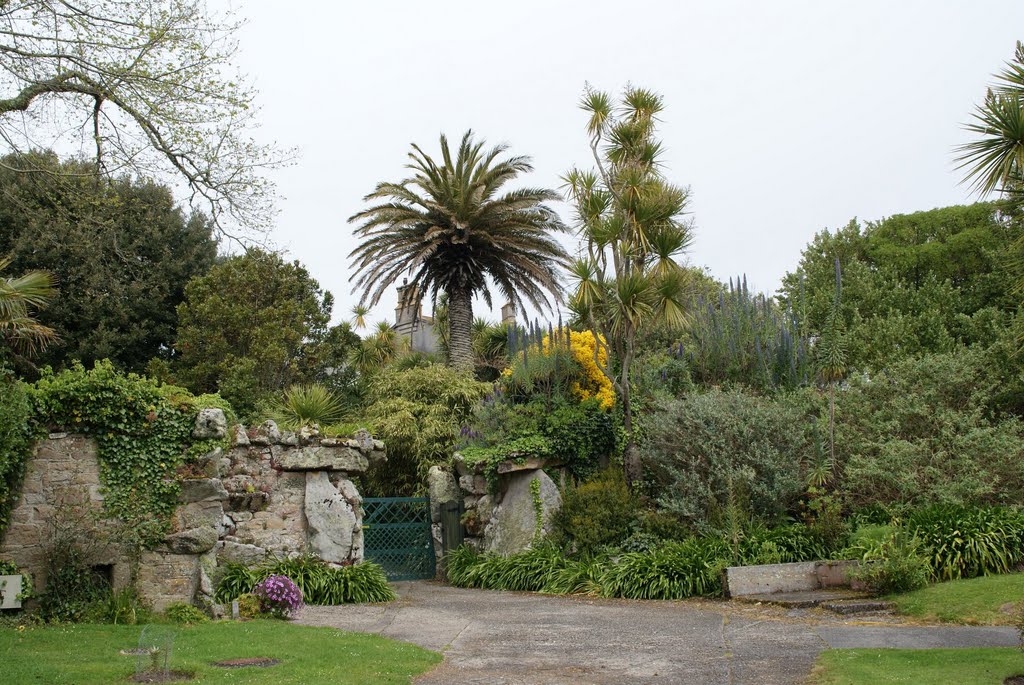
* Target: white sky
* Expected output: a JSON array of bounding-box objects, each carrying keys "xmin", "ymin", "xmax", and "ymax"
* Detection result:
[{"xmin": 225, "ymin": 0, "xmax": 1024, "ymax": 328}]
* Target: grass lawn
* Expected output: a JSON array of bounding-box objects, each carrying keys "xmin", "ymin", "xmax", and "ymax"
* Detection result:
[
  {"xmin": 810, "ymin": 648, "xmax": 1024, "ymax": 685},
  {"xmin": 0, "ymin": 620, "xmax": 442, "ymax": 684},
  {"xmin": 888, "ymin": 572, "xmax": 1024, "ymax": 625}
]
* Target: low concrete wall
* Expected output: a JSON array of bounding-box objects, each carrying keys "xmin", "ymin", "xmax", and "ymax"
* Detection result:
[{"xmin": 724, "ymin": 560, "xmax": 862, "ymax": 597}]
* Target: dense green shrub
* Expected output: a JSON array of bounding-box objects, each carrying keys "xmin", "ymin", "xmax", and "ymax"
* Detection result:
[
  {"xmin": 848, "ymin": 531, "xmax": 931, "ymax": 596},
  {"xmin": 0, "ymin": 372, "xmax": 35, "ymax": 537},
  {"xmin": 164, "ymin": 602, "xmax": 208, "ymax": 624},
  {"xmin": 641, "ymin": 391, "xmax": 808, "ymax": 529},
  {"xmin": 905, "ymin": 505, "xmax": 1024, "ymax": 580},
  {"xmin": 215, "ymin": 556, "xmax": 396, "ymax": 605},
  {"xmin": 539, "ymin": 556, "xmax": 609, "ymax": 596},
  {"xmin": 838, "ymin": 351, "xmax": 1024, "ymax": 510},
  {"xmin": 600, "ymin": 538, "xmax": 730, "ymax": 600},
  {"xmin": 84, "ymin": 586, "xmax": 151, "ymax": 625},
  {"xmin": 361, "ymin": 364, "xmax": 488, "ymax": 496},
  {"xmin": 473, "ymin": 545, "xmax": 568, "ymax": 592},
  {"xmin": 738, "ymin": 524, "xmax": 836, "ymax": 565},
  {"xmin": 459, "ymin": 396, "xmax": 617, "ymax": 484},
  {"xmin": 552, "ymin": 469, "xmax": 638, "ymax": 554}
]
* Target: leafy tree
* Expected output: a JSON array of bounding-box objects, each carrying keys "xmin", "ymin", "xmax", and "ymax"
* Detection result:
[
  {"xmin": 0, "ymin": 0, "xmax": 287, "ymax": 234},
  {"xmin": 348, "ymin": 131, "xmax": 569, "ymax": 371},
  {"xmin": 0, "ymin": 255, "xmax": 57, "ymax": 360},
  {"xmin": 174, "ymin": 249, "xmax": 334, "ymax": 417},
  {"xmin": 564, "ymin": 87, "xmax": 693, "ymax": 486},
  {"xmin": 777, "ymin": 205, "xmax": 1018, "ymax": 371},
  {"xmin": 0, "ymin": 152, "xmax": 217, "ymax": 373},
  {"xmin": 360, "ymin": 364, "xmax": 489, "ymax": 496}
]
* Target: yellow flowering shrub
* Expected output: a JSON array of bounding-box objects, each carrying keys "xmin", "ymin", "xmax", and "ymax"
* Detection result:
[{"xmin": 542, "ymin": 330, "xmax": 616, "ymax": 410}]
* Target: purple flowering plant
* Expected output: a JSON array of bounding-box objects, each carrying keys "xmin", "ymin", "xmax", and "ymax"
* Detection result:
[{"xmin": 253, "ymin": 574, "xmax": 303, "ymax": 618}]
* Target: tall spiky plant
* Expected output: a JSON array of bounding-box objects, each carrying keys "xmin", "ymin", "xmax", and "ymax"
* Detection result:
[
  {"xmin": 351, "ymin": 305, "xmax": 369, "ymax": 330},
  {"xmin": 349, "ymin": 131, "xmax": 569, "ymax": 371},
  {"xmin": 816, "ymin": 259, "xmax": 847, "ymax": 471},
  {"xmin": 564, "ymin": 86, "xmax": 693, "ymax": 487}
]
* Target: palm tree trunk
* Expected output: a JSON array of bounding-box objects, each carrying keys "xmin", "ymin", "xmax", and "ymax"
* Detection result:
[{"xmin": 447, "ymin": 286, "xmax": 474, "ymax": 372}]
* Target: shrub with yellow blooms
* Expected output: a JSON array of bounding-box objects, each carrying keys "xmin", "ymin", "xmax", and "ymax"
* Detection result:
[{"xmin": 542, "ymin": 330, "xmax": 615, "ymax": 410}]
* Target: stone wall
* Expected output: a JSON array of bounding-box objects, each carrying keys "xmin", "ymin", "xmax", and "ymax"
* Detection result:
[
  {"xmin": 428, "ymin": 454, "xmax": 562, "ymax": 564},
  {"xmin": 0, "ymin": 412, "xmax": 385, "ymax": 612}
]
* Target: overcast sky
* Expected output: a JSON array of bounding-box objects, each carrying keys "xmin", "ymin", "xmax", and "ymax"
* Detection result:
[{"xmin": 225, "ymin": 0, "xmax": 1024, "ymax": 328}]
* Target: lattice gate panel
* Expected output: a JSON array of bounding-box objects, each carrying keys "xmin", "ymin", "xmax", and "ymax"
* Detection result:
[{"xmin": 362, "ymin": 497, "xmax": 436, "ymax": 581}]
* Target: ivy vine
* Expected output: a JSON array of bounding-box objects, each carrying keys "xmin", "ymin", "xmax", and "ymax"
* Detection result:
[
  {"xmin": 530, "ymin": 477, "xmax": 543, "ymax": 541},
  {"xmin": 30, "ymin": 361, "xmax": 232, "ymax": 547}
]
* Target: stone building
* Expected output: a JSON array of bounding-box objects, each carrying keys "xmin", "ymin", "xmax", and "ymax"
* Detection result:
[{"xmin": 394, "ymin": 280, "xmax": 439, "ymax": 354}]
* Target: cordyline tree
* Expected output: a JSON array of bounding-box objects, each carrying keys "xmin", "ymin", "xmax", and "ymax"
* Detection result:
[
  {"xmin": 956, "ymin": 41, "xmax": 1024, "ymax": 292},
  {"xmin": 564, "ymin": 87, "xmax": 693, "ymax": 487},
  {"xmin": 348, "ymin": 131, "xmax": 569, "ymax": 371},
  {"xmin": 0, "ymin": 0, "xmax": 289, "ymax": 237}
]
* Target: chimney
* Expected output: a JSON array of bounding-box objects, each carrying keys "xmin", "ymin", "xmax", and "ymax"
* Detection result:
[{"xmin": 500, "ymin": 302, "xmax": 516, "ymax": 327}]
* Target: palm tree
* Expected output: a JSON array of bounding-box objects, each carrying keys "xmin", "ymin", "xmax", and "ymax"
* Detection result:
[
  {"xmin": 351, "ymin": 305, "xmax": 369, "ymax": 330},
  {"xmin": 956, "ymin": 41, "xmax": 1024, "ymax": 210},
  {"xmin": 0, "ymin": 255, "xmax": 58, "ymax": 356},
  {"xmin": 349, "ymin": 131, "xmax": 569, "ymax": 371}
]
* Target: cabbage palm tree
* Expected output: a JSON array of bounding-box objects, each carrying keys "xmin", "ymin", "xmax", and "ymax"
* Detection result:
[
  {"xmin": 0, "ymin": 256, "xmax": 58, "ymax": 355},
  {"xmin": 349, "ymin": 131, "xmax": 569, "ymax": 371}
]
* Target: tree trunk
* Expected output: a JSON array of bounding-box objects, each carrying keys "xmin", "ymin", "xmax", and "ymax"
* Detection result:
[
  {"xmin": 447, "ymin": 286, "xmax": 474, "ymax": 372},
  {"xmin": 621, "ymin": 349, "xmax": 642, "ymax": 488}
]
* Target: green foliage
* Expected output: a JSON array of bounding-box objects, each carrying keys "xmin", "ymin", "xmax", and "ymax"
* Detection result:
[
  {"xmin": 0, "ymin": 152, "xmax": 218, "ymax": 374},
  {"xmin": 361, "ymin": 364, "xmax": 488, "ymax": 496},
  {"xmin": 163, "ymin": 602, "xmax": 209, "ymax": 625},
  {"xmin": 599, "ymin": 538, "xmax": 730, "ymax": 600},
  {"xmin": 778, "ymin": 205, "xmax": 1020, "ymax": 371},
  {"xmin": 215, "ymin": 556, "xmax": 396, "ymax": 605},
  {"xmin": 641, "ymin": 391, "xmax": 809, "ymax": 529},
  {"xmin": 272, "ymin": 384, "xmax": 345, "ymax": 429},
  {"xmin": 552, "ymin": 469, "xmax": 638, "ymax": 554},
  {"xmin": 31, "ymin": 361, "xmax": 230, "ymax": 545},
  {"xmin": 539, "ymin": 556, "xmax": 609, "ymax": 596},
  {"xmin": 837, "ymin": 350, "xmax": 1024, "ymax": 510},
  {"xmin": 174, "ymin": 249, "xmax": 336, "ymax": 419},
  {"xmin": 84, "ymin": 586, "xmax": 151, "ymax": 625},
  {"xmin": 459, "ymin": 396, "xmax": 616, "ymax": 486},
  {"xmin": 236, "ymin": 593, "xmax": 261, "ymax": 619},
  {"xmin": 848, "ymin": 531, "xmax": 932, "ymax": 596},
  {"xmin": 530, "ymin": 477, "xmax": 543, "ymax": 541},
  {"xmin": 905, "ymin": 505, "xmax": 1024, "ymax": 581},
  {"xmin": 738, "ymin": 524, "xmax": 837, "ymax": 565},
  {"xmin": 0, "ymin": 372, "xmax": 36, "ymax": 536}
]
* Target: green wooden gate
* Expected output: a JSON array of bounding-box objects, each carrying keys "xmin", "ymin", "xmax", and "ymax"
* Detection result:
[{"xmin": 362, "ymin": 497, "xmax": 436, "ymax": 581}]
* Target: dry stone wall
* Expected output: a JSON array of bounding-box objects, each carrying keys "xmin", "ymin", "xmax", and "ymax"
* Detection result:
[
  {"xmin": 0, "ymin": 412, "xmax": 385, "ymax": 612},
  {"xmin": 428, "ymin": 454, "xmax": 562, "ymax": 563}
]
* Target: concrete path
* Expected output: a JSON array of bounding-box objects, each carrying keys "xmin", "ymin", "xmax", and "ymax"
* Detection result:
[{"xmin": 297, "ymin": 581, "xmax": 1019, "ymax": 685}]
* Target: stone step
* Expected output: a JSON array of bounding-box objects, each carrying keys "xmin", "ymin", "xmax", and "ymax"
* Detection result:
[
  {"xmin": 735, "ymin": 589, "xmax": 864, "ymax": 609},
  {"xmin": 820, "ymin": 599, "xmax": 894, "ymax": 615}
]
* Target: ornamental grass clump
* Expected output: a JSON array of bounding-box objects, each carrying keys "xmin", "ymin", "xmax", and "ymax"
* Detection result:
[{"xmin": 253, "ymin": 574, "xmax": 303, "ymax": 618}]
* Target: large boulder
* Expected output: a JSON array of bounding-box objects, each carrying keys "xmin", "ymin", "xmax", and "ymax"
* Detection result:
[
  {"xmin": 165, "ymin": 526, "xmax": 218, "ymax": 554},
  {"xmin": 427, "ymin": 465, "xmax": 460, "ymax": 523},
  {"xmin": 304, "ymin": 472, "xmax": 360, "ymax": 564},
  {"xmin": 216, "ymin": 540, "xmax": 268, "ymax": 566},
  {"xmin": 273, "ymin": 445, "xmax": 369, "ymax": 473},
  {"xmin": 193, "ymin": 408, "xmax": 227, "ymax": 440},
  {"xmin": 484, "ymin": 470, "xmax": 560, "ymax": 555}
]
